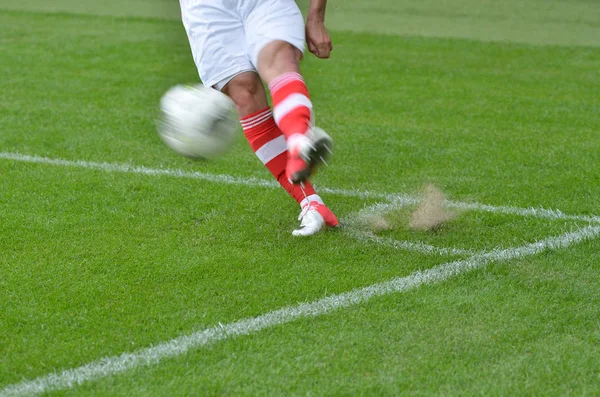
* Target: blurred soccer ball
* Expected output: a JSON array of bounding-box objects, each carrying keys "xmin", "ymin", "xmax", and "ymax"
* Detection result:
[{"xmin": 157, "ymin": 84, "xmax": 238, "ymax": 160}]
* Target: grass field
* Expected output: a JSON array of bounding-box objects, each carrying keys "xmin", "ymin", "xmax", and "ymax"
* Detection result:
[{"xmin": 1, "ymin": 0, "xmax": 600, "ymax": 395}]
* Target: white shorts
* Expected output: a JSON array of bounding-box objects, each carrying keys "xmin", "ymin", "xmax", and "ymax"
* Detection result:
[{"xmin": 180, "ymin": 0, "xmax": 306, "ymax": 90}]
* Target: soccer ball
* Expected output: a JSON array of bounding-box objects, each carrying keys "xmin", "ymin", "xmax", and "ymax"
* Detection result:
[{"xmin": 157, "ymin": 84, "xmax": 238, "ymax": 160}]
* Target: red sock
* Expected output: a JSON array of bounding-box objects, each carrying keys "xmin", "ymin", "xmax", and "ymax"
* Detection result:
[
  {"xmin": 240, "ymin": 108, "xmax": 317, "ymax": 203},
  {"xmin": 269, "ymin": 72, "xmax": 312, "ymax": 139}
]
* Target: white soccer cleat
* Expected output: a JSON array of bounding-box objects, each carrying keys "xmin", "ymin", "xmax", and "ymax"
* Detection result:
[{"xmin": 292, "ymin": 201, "xmax": 339, "ymax": 236}]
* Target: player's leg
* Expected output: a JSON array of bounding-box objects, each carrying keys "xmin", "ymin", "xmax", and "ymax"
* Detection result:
[
  {"xmin": 244, "ymin": 0, "xmax": 334, "ymax": 185},
  {"xmin": 225, "ymin": 72, "xmax": 337, "ymax": 235},
  {"xmin": 226, "ymin": 71, "xmax": 337, "ymax": 235},
  {"xmin": 224, "ymin": 72, "xmax": 318, "ymax": 205}
]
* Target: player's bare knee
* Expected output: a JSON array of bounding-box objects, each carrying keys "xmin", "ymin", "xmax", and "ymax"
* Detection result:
[{"xmin": 222, "ymin": 72, "xmax": 267, "ymax": 116}]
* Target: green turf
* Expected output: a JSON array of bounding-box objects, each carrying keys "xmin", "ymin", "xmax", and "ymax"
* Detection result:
[
  {"xmin": 58, "ymin": 247, "xmax": 600, "ymax": 396},
  {"xmin": 1, "ymin": 0, "xmax": 600, "ymax": 396}
]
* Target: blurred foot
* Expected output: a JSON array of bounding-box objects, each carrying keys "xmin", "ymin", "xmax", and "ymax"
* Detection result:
[{"xmin": 286, "ymin": 126, "xmax": 333, "ymax": 184}]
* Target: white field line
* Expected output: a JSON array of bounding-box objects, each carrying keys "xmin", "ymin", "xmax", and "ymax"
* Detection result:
[
  {"xmin": 348, "ymin": 230, "xmax": 474, "ymax": 256},
  {"xmin": 445, "ymin": 200, "xmax": 600, "ymax": 223},
  {"xmin": 1, "ymin": 151, "xmax": 599, "ymax": 224},
  {"xmin": 2, "ymin": 225, "xmax": 599, "ymax": 397}
]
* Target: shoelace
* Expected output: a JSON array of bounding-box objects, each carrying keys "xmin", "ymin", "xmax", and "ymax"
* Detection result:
[{"xmin": 297, "ymin": 205, "xmax": 312, "ymax": 221}]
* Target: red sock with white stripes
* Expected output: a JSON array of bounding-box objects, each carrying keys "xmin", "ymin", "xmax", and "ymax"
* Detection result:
[
  {"xmin": 269, "ymin": 72, "xmax": 312, "ymax": 141},
  {"xmin": 240, "ymin": 107, "xmax": 318, "ymax": 204}
]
